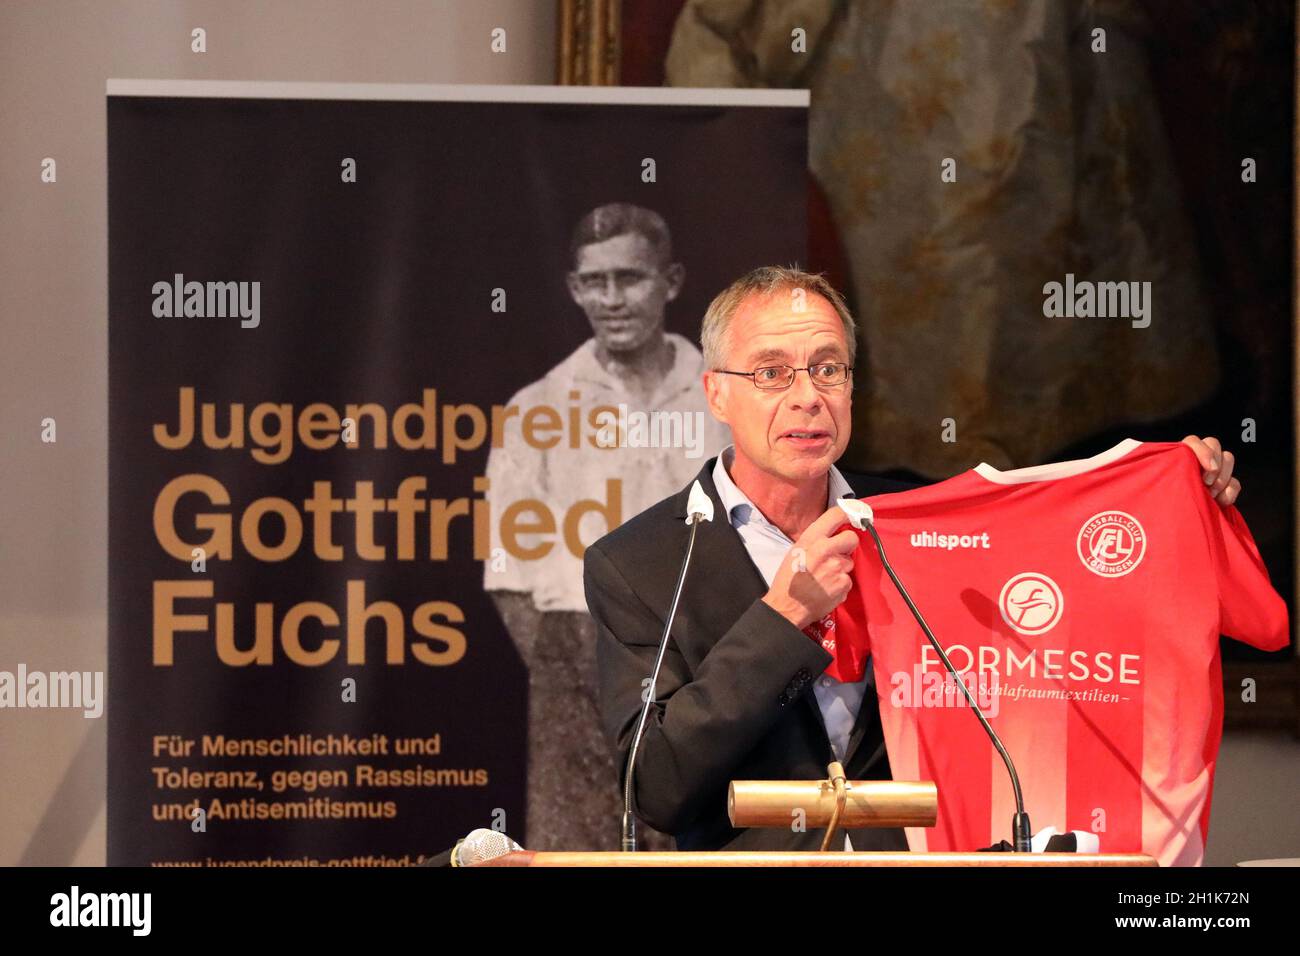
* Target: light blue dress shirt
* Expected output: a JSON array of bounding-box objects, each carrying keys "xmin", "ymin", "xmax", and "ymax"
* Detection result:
[{"xmin": 711, "ymin": 446, "xmax": 871, "ymax": 849}]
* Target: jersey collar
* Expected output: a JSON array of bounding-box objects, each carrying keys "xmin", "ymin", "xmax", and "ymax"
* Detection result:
[{"xmin": 973, "ymin": 438, "xmax": 1142, "ymax": 484}]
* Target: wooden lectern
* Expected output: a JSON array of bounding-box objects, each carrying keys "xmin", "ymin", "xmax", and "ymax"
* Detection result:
[
  {"xmin": 476, "ymin": 763, "xmax": 1157, "ymax": 866},
  {"xmin": 481, "ymin": 851, "xmax": 1154, "ymax": 866}
]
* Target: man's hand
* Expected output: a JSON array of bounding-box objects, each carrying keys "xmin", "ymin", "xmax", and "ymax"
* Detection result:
[
  {"xmin": 762, "ymin": 506, "xmax": 858, "ymax": 630},
  {"xmin": 1182, "ymin": 435, "xmax": 1240, "ymax": 507}
]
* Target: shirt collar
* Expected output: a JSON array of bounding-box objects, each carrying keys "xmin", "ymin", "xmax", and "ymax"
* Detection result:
[{"xmin": 711, "ymin": 444, "xmax": 854, "ymax": 531}]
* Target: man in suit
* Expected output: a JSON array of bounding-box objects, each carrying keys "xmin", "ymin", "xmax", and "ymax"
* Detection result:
[{"xmin": 583, "ymin": 265, "xmax": 1242, "ymax": 852}]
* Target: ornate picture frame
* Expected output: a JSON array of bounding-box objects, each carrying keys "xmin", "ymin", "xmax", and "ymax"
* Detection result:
[
  {"xmin": 556, "ymin": 0, "xmax": 620, "ymax": 85},
  {"xmin": 555, "ymin": 0, "xmax": 1300, "ymax": 735}
]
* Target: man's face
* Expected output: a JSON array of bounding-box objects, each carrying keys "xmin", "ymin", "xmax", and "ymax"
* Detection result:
[
  {"xmin": 703, "ymin": 290, "xmax": 853, "ymax": 483},
  {"xmin": 567, "ymin": 233, "xmax": 684, "ymax": 353}
]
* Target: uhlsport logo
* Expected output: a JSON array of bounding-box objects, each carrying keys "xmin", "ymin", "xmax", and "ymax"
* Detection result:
[
  {"xmin": 998, "ymin": 572, "xmax": 1063, "ymax": 636},
  {"xmin": 1077, "ymin": 510, "xmax": 1146, "ymax": 577}
]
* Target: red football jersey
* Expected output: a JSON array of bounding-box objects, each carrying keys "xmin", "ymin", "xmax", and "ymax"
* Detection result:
[{"xmin": 825, "ymin": 439, "xmax": 1289, "ymax": 865}]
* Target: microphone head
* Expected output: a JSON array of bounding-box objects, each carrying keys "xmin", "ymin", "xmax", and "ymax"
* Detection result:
[
  {"xmin": 836, "ymin": 497, "xmax": 873, "ymax": 530},
  {"xmin": 452, "ymin": 828, "xmax": 523, "ymax": 867},
  {"xmin": 685, "ymin": 480, "xmax": 715, "ymax": 525}
]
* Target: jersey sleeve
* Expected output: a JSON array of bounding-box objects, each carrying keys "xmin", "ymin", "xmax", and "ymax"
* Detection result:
[{"xmin": 1192, "ymin": 467, "xmax": 1290, "ymax": 651}]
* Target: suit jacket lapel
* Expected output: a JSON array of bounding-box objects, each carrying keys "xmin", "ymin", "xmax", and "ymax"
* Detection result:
[
  {"xmin": 670, "ymin": 460, "xmax": 770, "ymax": 642},
  {"xmin": 668, "ymin": 464, "xmax": 910, "ymax": 771},
  {"xmin": 672, "ymin": 459, "xmax": 835, "ymax": 764}
]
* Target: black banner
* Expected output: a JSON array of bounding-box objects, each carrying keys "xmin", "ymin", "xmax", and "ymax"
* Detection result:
[{"xmin": 107, "ymin": 83, "xmax": 808, "ymax": 865}]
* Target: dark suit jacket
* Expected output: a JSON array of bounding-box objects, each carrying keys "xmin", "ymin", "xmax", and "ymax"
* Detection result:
[{"xmin": 584, "ymin": 456, "xmax": 917, "ymax": 851}]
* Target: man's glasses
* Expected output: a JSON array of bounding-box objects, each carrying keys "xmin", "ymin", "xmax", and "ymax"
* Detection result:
[{"xmin": 714, "ymin": 362, "xmax": 853, "ymax": 389}]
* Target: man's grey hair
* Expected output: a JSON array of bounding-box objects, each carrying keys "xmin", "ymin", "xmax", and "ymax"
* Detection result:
[
  {"xmin": 700, "ymin": 265, "xmax": 858, "ymax": 370},
  {"xmin": 570, "ymin": 202, "xmax": 673, "ymax": 269}
]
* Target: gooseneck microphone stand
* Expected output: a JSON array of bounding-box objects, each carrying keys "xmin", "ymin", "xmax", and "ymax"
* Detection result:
[
  {"xmin": 841, "ymin": 499, "xmax": 1032, "ymax": 853},
  {"xmin": 620, "ymin": 481, "xmax": 713, "ymax": 852}
]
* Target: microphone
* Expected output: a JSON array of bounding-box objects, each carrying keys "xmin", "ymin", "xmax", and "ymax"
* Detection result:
[
  {"xmin": 686, "ymin": 479, "xmax": 715, "ymax": 524},
  {"xmin": 620, "ymin": 479, "xmax": 713, "ymax": 851},
  {"xmin": 837, "ymin": 497, "xmax": 1033, "ymax": 853},
  {"xmin": 449, "ymin": 828, "xmax": 524, "ymax": 866}
]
